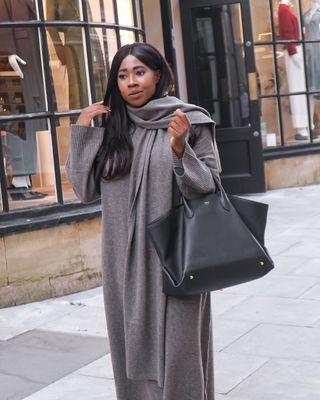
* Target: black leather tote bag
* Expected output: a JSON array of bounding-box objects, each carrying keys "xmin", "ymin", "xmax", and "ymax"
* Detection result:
[{"xmin": 147, "ymin": 180, "xmax": 274, "ymax": 296}]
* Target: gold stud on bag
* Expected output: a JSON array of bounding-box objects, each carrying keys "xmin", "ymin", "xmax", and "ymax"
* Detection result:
[{"xmin": 147, "ymin": 177, "xmax": 275, "ymax": 296}]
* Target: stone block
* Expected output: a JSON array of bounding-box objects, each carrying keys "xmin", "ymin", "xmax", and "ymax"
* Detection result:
[
  {"xmin": 0, "ymin": 237, "xmax": 7, "ymax": 286},
  {"xmin": 79, "ymin": 219, "xmax": 101, "ymax": 273},
  {"xmin": 5, "ymin": 224, "xmax": 83, "ymax": 285}
]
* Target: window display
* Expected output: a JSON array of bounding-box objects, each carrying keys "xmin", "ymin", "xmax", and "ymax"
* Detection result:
[
  {"xmin": 0, "ymin": 0, "xmax": 143, "ymax": 211},
  {"xmin": 251, "ymin": 0, "xmax": 320, "ymax": 147}
]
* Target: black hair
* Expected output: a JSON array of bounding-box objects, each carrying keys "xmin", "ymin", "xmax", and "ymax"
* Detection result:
[{"xmin": 94, "ymin": 42, "xmax": 175, "ymax": 188}]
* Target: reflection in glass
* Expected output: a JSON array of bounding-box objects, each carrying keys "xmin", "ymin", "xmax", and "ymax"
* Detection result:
[
  {"xmin": 303, "ymin": 4, "xmax": 320, "ymax": 92},
  {"xmin": 311, "ymin": 95, "xmax": 320, "ymax": 140},
  {"xmin": 259, "ymin": 97, "xmax": 280, "ymax": 148},
  {"xmin": 44, "ymin": 0, "xmax": 81, "ymax": 21},
  {"xmin": 135, "ymin": 0, "xmax": 143, "ymax": 29},
  {"xmin": 255, "ymin": 45, "xmax": 278, "ymax": 96},
  {"xmin": 1, "ymin": 119, "xmax": 56, "ymax": 210},
  {"xmin": 86, "ymin": 0, "xmax": 115, "ymax": 23},
  {"xmin": 0, "ymin": 28, "xmax": 46, "ymax": 115},
  {"xmin": 191, "ymin": 4, "xmax": 250, "ymax": 127},
  {"xmin": 120, "ymin": 30, "xmax": 136, "ymax": 46},
  {"xmin": 47, "ymin": 27, "xmax": 89, "ymax": 111},
  {"xmin": 117, "ymin": 0, "xmax": 134, "ymax": 26},
  {"xmin": 0, "ymin": 0, "xmax": 38, "ymax": 20},
  {"xmin": 56, "ymin": 116, "xmax": 78, "ymax": 202},
  {"xmin": 250, "ymin": 0, "xmax": 273, "ymax": 42},
  {"xmin": 89, "ymin": 29, "xmax": 108, "ymax": 101}
]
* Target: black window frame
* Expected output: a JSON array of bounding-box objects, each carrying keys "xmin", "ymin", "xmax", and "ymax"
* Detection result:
[
  {"xmin": 253, "ymin": 0, "xmax": 320, "ymax": 160},
  {"xmin": 0, "ymin": 0, "xmax": 145, "ymax": 224}
]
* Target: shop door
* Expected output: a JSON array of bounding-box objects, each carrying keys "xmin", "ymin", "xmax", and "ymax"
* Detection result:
[{"xmin": 180, "ymin": 0, "xmax": 265, "ymax": 193}]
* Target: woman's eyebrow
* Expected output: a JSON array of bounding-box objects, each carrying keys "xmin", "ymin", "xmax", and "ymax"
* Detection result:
[{"xmin": 118, "ymin": 65, "xmax": 146, "ymax": 73}]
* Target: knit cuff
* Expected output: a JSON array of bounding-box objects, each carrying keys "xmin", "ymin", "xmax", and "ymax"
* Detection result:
[{"xmin": 172, "ymin": 141, "xmax": 196, "ymax": 177}]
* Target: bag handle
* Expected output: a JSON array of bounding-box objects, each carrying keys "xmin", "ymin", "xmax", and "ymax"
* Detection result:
[{"xmin": 181, "ymin": 175, "xmax": 231, "ymax": 219}]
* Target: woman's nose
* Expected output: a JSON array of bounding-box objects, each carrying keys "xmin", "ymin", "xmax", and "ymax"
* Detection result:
[{"xmin": 128, "ymin": 74, "xmax": 137, "ymax": 86}]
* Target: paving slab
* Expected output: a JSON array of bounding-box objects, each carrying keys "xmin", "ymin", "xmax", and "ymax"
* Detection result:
[
  {"xmin": 0, "ymin": 330, "xmax": 108, "ymax": 400},
  {"xmin": 213, "ymin": 319, "xmax": 258, "ymax": 351},
  {"xmin": 39, "ymin": 305, "xmax": 107, "ymax": 337},
  {"xmin": 212, "ymin": 292, "xmax": 248, "ymax": 316},
  {"xmin": 219, "ymin": 295, "xmax": 320, "ymax": 326},
  {"xmin": 224, "ymin": 273, "xmax": 318, "ymax": 298},
  {"xmin": 75, "ymin": 354, "xmax": 114, "ymax": 380},
  {"xmin": 226, "ymin": 359, "xmax": 320, "ymax": 400},
  {"xmin": 293, "ymin": 257, "xmax": 320, "ymax": 277},
  {"xmin": 21, "ymin": 373, "xmax": 116, "ymax": 400},
  {"xmin": 214, "ymin": 351, "xmax": 269, "ymax": 395},
  {"xmin": 224, "ymin": 324, "xmax": 320, "ymax": 362},
  {"xmin": 271, "ymin": 254, "xmax": 309, "ymax": 275}
]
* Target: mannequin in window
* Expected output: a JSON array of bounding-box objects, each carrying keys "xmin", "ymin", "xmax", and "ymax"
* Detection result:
[
  {"xmin": 303, "ymin": 0, "xmax": 320, "ymax": 137},
  {"xmin": 0, "ymin": 0, "xmax": 47, "ymax": 200},
  {"xmin": 46, "ymin": 0, "xmax": 106, "ymax": 110},
  {"xmin": 278, "ymin": 0, "xmax": 310, "ymax": 140}
]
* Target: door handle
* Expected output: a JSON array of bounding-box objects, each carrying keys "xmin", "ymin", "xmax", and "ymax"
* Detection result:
[{"xmin": 248, "ymin": 72, "xmax": 258, "ymax": 101}]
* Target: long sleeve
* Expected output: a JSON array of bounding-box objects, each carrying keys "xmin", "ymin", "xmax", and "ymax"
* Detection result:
[
  {"xmin": 172, "ymin": 124, "xmax": 220, "ymax": 198},
  {"xmin": 66, "ymin": 125, "xmax": 104, "ymax": 203},
  {"xmin": 278, "ymin": 5, "xmax": 300, "ymax": 55}
]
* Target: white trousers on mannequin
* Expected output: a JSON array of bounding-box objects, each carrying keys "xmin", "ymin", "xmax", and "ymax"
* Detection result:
[{"xmin": 284, "ymin": 46, "xmax": 309, "ymax": 131}]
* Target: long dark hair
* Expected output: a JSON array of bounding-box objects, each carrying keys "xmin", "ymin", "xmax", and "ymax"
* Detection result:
[{"xmin": 94, "ymin": 42, "xmax": 175, "ymax": 187}]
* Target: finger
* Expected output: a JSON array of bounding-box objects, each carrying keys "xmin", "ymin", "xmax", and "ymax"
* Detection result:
[
  {"xmin": 16, "ymin": 55, "xmax": 27, "ymax": 65},
  {"xmin": 173, "ymin": 109, "xmax": 191, "ymax": 126}
]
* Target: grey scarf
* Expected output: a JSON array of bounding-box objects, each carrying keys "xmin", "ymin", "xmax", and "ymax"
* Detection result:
[{"xmin": 122, "ymin": 95, "xmax": 220, "ymax": 386}]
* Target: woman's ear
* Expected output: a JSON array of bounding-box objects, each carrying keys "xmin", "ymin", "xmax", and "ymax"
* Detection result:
[{"xmin": 155, "ymin": 70, "xmax": 161, "ymax": 83}]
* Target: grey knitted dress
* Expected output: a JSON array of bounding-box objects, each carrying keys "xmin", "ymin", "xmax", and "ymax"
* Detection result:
[{"xmin": 66, "ymin": 95, "xmax": 220, "ymax": 400}]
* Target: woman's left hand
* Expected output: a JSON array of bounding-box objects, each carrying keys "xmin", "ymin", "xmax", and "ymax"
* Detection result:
[{"xmin": 168, "ymin": 108, "xmax": 191, "ymax": 158}]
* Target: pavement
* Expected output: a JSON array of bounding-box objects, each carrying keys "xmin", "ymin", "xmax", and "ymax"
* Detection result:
[{"xmin": 1, "ymin": 184, "xmax": 320, "ymax": 400}]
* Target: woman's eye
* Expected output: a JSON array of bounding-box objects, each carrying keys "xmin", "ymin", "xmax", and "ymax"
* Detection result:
[
  {"xmin": 118, "ymin": 74, "xmax": 126, "ymax": 80},
  {"xmin": 136, "ymin": 70, "xmax": 145, "ymax": 76}
]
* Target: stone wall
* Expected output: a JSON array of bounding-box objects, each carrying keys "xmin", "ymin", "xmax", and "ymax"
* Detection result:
[
  {"xmin": 265, "ymin": 153, "xmax": 320, "ymax": 190},
  {"xmin": 0, "ymin": 219, "xmax": 102, "ymax": 308}
]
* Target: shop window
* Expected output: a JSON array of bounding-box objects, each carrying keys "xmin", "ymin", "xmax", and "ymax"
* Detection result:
[
  {"xmin": 0, "ymin": 118, "xmax": 56, "ymax": 210},
  {"xmin": 251, "ymin": 0, "xmax": 320, "ymax": 149},
  {"xmin": 46, "ymin": 26, "xmax": 90, "ymax": 111},
  {"xmin": 0, "ymin": 0, "xmax": 144, "ymax": 213},
  {"xmin": 86, "ymin": 0, "xmax": 115, "ymax": 23}
]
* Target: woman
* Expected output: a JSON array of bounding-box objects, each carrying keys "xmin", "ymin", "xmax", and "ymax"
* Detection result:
[{"xmin": 66, "ymin": 42, "xmax": 221, "ymax": 400}]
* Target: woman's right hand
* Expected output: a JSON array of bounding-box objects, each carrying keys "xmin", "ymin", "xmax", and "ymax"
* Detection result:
[{"xmin": 76, "ymin": 101, "xmax": 111, "ymax": 126}]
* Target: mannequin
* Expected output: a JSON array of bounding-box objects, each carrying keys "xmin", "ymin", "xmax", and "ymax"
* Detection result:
[
  {"xmin": 278, "ymin": 0, "xmax": 310, "ymax": 140},
  {"xmin": 0, "ymin": 0, "xmax": 47, "ymax": 200},
  {"xmin": 303, "ymin": 0, "xmax": 320, "ymax": 135}
]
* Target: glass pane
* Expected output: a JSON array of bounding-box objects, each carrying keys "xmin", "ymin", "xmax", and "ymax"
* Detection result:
[
  {"xmin": 276, "ymin": 43, "xmax": 307, "ymax": 95},
  {"xmin": 86, "ymin": 0, "xmax": 115, "ymax": 23},
  {"xmin": 135, "ymin": 0, "xmax": 143, "ymax": 29},
  {"xmin": 117, "ymin": 0, "xmax": 134, "ymax": 26},
  {"xmin": 44, "ymin": 0, "xmax": 82, "ymax": 21},
  {"xmin": 312, "ymin": 94, "xmax": 320, "ymax": 140},
  {"xmin": 0, "ymin": 119, "xmax": 56, "ymax": 210},
  {"xmin": 275, "ymin": 0, "xmax": 302, "ymax": 41},
  {"xmin": 191, "ymin": 4, "xmax": 250, "ymax": 127},
  {"xmin": 260, "ymin": 97, "xmax": 281, "ymax": 148},
  {"xmin": 0, "ymin": 29, "xmax": 46, "ymax": 114},
  {"xmin": 56, "ymin": 116, "xmax": 78, "ymax": 203},
  {"xmin": 120, "ymin": 30, "xmax": 135, "ymax": 46},
  {"xmin": 90, "ymin": 28, "xmax": 109, "ymax": 101},
  {"xmin": 46, "ymin": 27, "xmax": 89, "ymax": 111},
  {"xmin": 255, "ymin": 45, "xmax": 277, "ymax": 96},
  {"xmin": 281, "ymin": 95, "xmax": 311, "ymax": 144},
  {"xmin": 0, "ymin": 1, "xmax": 38, "ymax": 20},
  {"xmin": 250, "ymin": 0, "xmax": 273, "ymax": 42}
]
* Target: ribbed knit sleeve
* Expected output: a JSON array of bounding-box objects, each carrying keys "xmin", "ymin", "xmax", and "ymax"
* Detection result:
[
  {"xmin": 172, "ymin": 124, "xmax": 220, "ymax": 198},
  {"xmin": 66, "ymin": 125, "xmax": 104, "ymax": 203}
]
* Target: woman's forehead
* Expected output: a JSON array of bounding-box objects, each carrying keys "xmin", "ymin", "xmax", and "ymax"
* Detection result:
[{"xmin": 118, "ymin": 55, "xmax": 148, "ymax": 71}]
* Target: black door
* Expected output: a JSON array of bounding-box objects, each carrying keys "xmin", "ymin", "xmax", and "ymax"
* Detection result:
[{"xmin": 180, "ymin": 0, "xmax": 265, "ymax": 193}]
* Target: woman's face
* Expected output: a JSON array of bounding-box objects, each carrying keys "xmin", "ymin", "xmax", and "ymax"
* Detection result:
[{"xmin": 117, "ymin": 55, "xmax": 160, "ymax": 107}]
